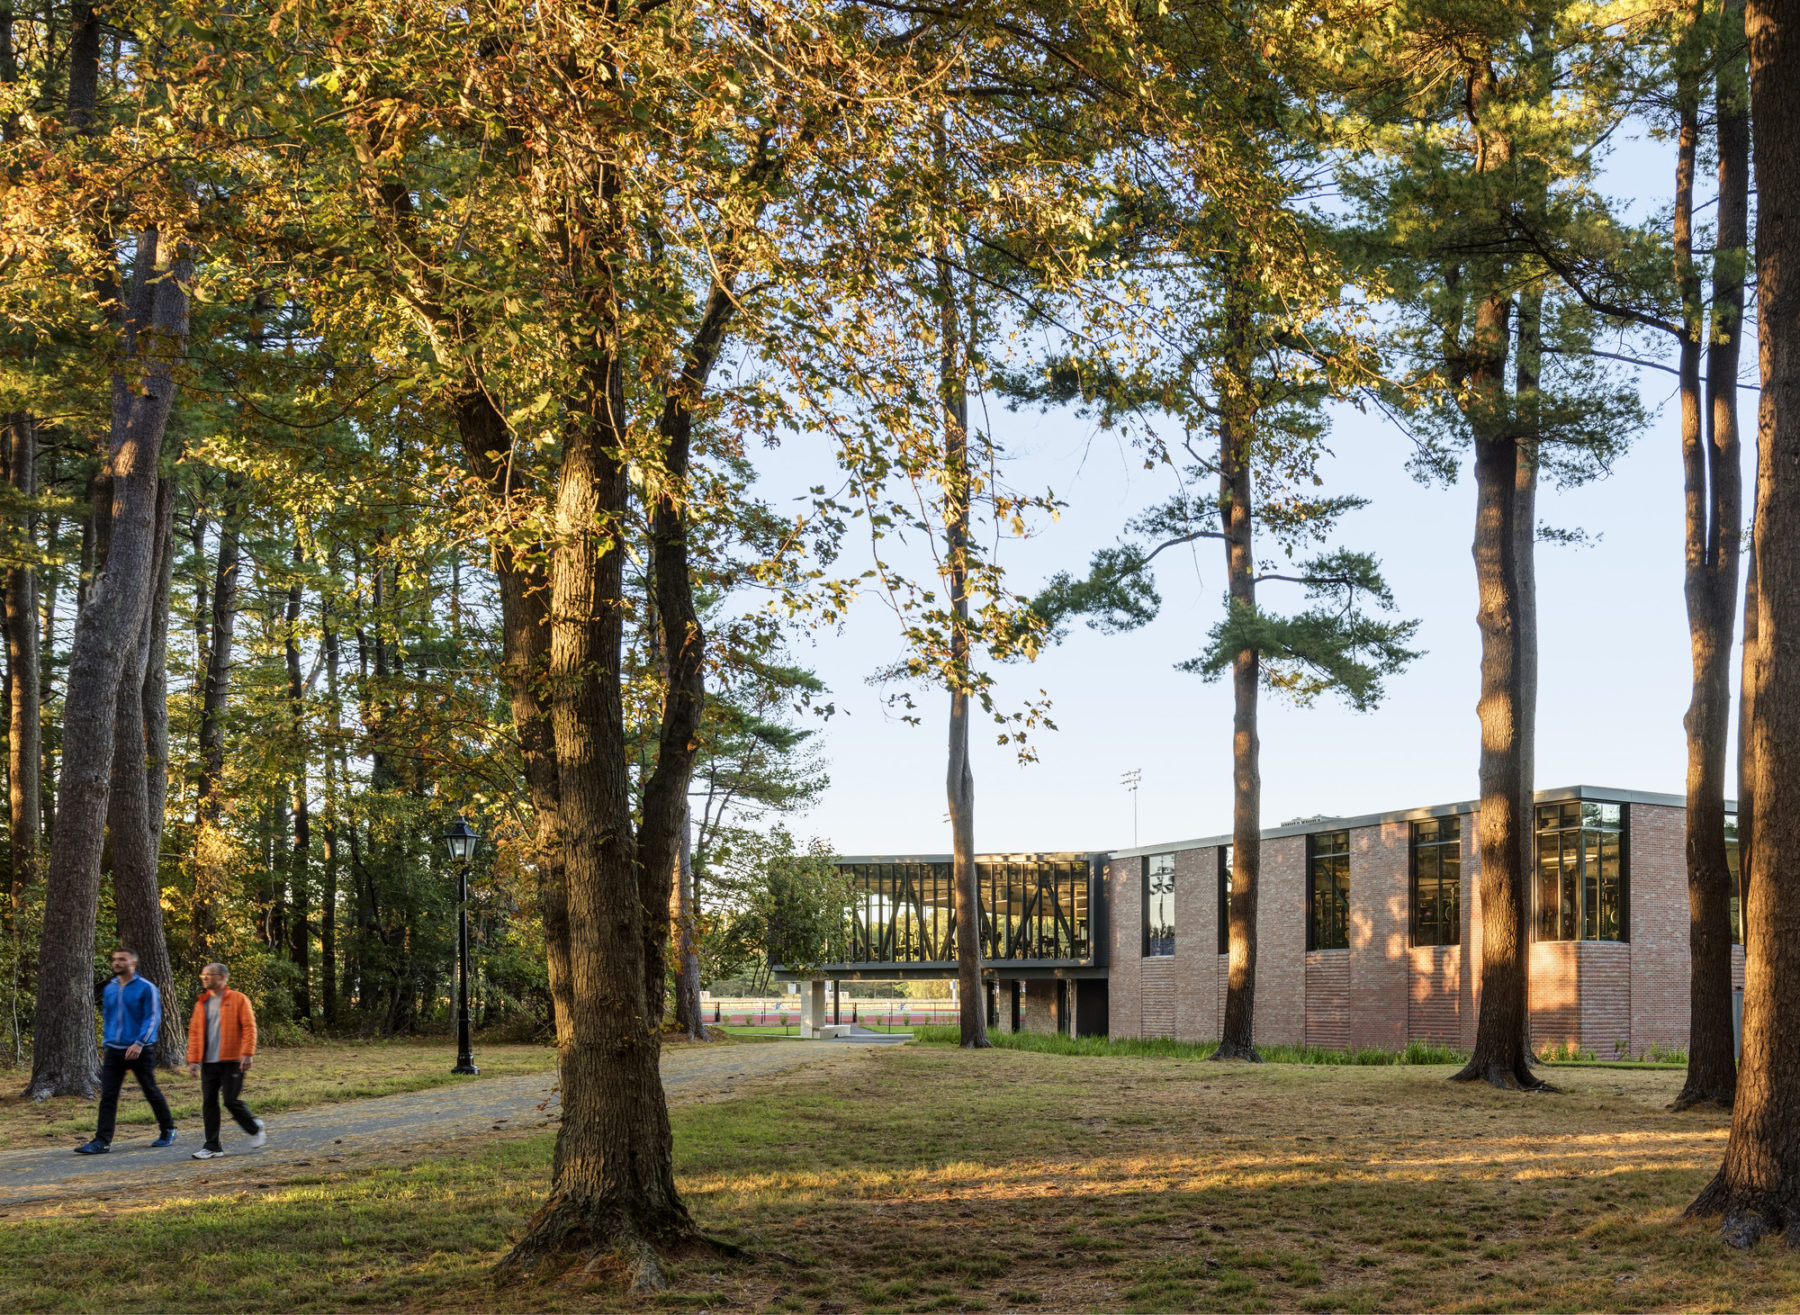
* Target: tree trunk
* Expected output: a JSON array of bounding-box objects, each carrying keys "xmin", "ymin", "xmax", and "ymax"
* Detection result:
[
  {"xmin": 286, "ymin": 555, "xmax": 311, "ymax": 1022},
  {"xmin": 940, "ymin": 247, "xmax": 989, "ymax": 1050},
  {"xmin": 39, "ymin": 508, "xmax": 57, "ymax": 845},
  {"xmin": 1677, "ymin": 0, "xmax": 1747, "ymax": 1111},
  {"xmin": 1215, "ymin": 260, "xmax": 1261, "ymax": 1063},
  {"xmin": 1451, "ymin": 280, "xmax": 1541, "ymax": 1090},
  {"xmin": 190, "ymin": 475, "xmax": 242, "ymax": 961},
  {"xmin": 497, "ymin": 350, "xmax": 695, "ymax": 1283},
  {"xmin": 1687, "ymin": 0, "xmax": 1800, "ymax": 1243},
  {"xmin": 321, "ymin": 596, "xmax": 340, "ymax": 1028},
  {"xmin": 4, "ymin": 412, "xmax": 40, "ymax": 907},
  {"xmin": 26, "ymin": 228, "xmax": 191, "ymax": 1099},
  {"xmin": 673, "ymin": 805, "xmax": 704, "ymax": 1041},
  {"xmin": 108, "ymin": 476, "xmax": 185, "ymax": 1067}
]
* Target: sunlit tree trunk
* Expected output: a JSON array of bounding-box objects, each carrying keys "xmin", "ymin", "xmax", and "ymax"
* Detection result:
[
  {"xmin": 109, "ymin": 478, "xmax": 185, "ymax": 1066},
  {"xmin": 191, "ymin": 475, "xmax": 243, "ymax": 961},
  {"xmin": 1216, "ymin": 258, "xmax": 1261, "ymax": 1063},
  {"xmin": 1677, "ymin": 0, "xmax": 1748, "ymax": 1112},
  {"xmin": 27, "ymin": 228, "xmax": 191, "ymax": 1099},
  {"xmin": 1687, "ymin": 0, "xmax": 1800, "ymax": 1243}
]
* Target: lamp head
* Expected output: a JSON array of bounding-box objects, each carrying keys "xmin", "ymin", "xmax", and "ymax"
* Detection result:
[{"xmin": 444, "ymin": 816, "xmax": 479, "ymax": 862}]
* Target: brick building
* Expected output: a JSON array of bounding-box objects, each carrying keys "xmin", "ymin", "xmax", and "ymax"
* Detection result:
[{"xmin": 819, "ymin": 785, "xmax": 1743, "ymax": 1058}]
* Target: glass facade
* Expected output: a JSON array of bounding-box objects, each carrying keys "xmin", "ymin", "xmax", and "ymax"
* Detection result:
[
  {"xmin": 1411, "ymin": 817, "xmax": 1461, "ymax": 947},
  {"xmin": 1534, "ymin": 801, "xmax": 1626, "ymax": 942},
  {"xmin": 1144, "ymin": 854, "xmax": 1176, "ymax": 957},
  {"xmin": 840, "ymin": 856, "xmax": 1094, "ymax": 964},
  {"xmin": 1218, "ymin": 845, "xmax": 1232, "ymax": 954},
  {"xmin": 1307, "ymin": 830, "xmax": 1351, "ymax": 951}
]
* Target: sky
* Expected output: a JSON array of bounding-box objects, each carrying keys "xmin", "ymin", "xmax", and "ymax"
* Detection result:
[{"xmin": 745, "ymin": 141, "xmax": 1746, "ymax": 859}]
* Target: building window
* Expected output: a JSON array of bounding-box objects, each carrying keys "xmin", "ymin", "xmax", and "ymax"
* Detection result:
[
  {"xmin": 1144, "ymin": 854, "xmax": 1175, "ymax": 957},
  {"xmin": 1307, "ymin": 830, "xmax": 1350, "ymax": 951},
  {"xmin": 1411, "ymin": 817, "xmax": 1461, "ymax": 947},
  {"xmin": 1727, "ymin": 815, "xmax": 1743, "ymax": 946},
  {"xmin": 1534, "ymin": 802, "xmax": 1627, "ymax": 942},
  {"xmin": 1218, "ymin": 845, "xmax": 1233, "ymax": 954}
]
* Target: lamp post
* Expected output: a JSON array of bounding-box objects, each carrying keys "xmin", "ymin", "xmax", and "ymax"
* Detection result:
[{"xmin": 444, "ymin": 816, "xmax": 480, "ymax": 1074}]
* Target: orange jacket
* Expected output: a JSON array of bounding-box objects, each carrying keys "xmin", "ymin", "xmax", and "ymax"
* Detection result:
[{"xmin": 186, "ymin": 989, "xmax": 258, "ymax": 1064}]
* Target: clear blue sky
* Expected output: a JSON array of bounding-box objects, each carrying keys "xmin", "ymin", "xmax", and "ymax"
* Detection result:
[{"xmin": 752, "ymin": 139, "xmax": 1745, "ymax": 858}]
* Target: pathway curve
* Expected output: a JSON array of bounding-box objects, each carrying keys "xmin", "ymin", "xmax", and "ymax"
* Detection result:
[{"xmin": 0, "ymin": 1038, "xmax": 869, "ymax": 1209}]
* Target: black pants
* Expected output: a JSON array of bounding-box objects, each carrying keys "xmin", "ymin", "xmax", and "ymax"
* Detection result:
[
  {"xmin": 201, "ymin": 1060, "xmax": 258, "ymax": 1151},
  {"xmin": 96, "ymin": 1045, "xmax": 174, "ymax": 1144}
]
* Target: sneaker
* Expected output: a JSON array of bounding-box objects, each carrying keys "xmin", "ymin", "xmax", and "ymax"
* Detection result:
[
  {"xmin": 152, "ymin": 1129, "xmax": 178, "ymax": 1148},
  {"xmin": 247, "ymin": 1119, "xmax": 266, "ymax": 1149},
  {"xmin": 73, "ymin": 1140, "xmax": 109, "ymax": 1155},
  {"xmin": 191, "ymin": 1147, "xmax": 225, "ymax": 1159}
]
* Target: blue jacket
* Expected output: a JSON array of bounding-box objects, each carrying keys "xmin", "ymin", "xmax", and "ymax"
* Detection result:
[{"xmin": 102, "ymin": 975, "xmax": 161, "ymax": 1050}]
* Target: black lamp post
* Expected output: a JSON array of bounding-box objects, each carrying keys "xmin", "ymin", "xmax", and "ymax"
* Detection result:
[{"xmin": 444, "ymin": 816, "xmax": 480, "ymax": 1075}]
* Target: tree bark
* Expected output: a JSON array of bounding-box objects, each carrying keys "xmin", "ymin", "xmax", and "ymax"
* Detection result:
[
  {"xmin": 1215, "ymin": 260, "xmax": 1261, "ymax": 1063},
  {"xmin": 108, "ymin": 476, "xmax": 185, "ymax": 1066},
  {"xmin": 672, "ymin": 805, "xmax": 704, "ymax": 1040},
  {"xmin": 190, "ymin": 474, "xmax": 242, "ymax": 961},
  {"xmin": 4, "ymin": 413, "xmax": 40, "ymax": 907},
  {"xmin": 1677, "ymin": 0, "xmax": 1747, "ymax": 1111},
  {"xmin": 939, "ymin": 239, "xmax": 989, "ymax": 1050},
  {"xmin": 1688, "ymin": 0, "xmax": 1800, "ymax": 1243},
  {"xmin": 1451, "ymin": 282, "xmax": 1540, "ymax": 1090},
  {"xmin": 497, "ymin": 350, "xmax": 694, "ymax": 1283},
  {"xmin": 26, "ymin": 229, "xmax": 191, "ymax": 1099},
  {"xmin": 321, "ymin": 594, "xmax": 340, "ymax": 1028},
  {"xmin": 286, "ymin": 552, "xmax": 311, "ymax": 1022}
]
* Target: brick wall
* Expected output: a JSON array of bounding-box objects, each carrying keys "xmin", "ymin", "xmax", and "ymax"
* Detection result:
[
  {"xmin": 1257, "ymin": 835, "xmax": 1307, "ymax": 1044},
  {"xmin": 1529, "ymin": 941, "xmax": 1580, "ymax": 1052},
  {"xmin": 1141, "ymin": 958, "xmax": 1176, "ymax": 1038},
  {"xmin": 1107, "ymin": 857, "xmax": 1142, "ymax": 1039},
  {"xmin": 1629, "ymin": 803, "xmax": 1689, "ymax": 1056},
  {"xmin": 1349, "ymin": 821, "xmax": 1410, "ymax": 1050},
  {"xmin": 1021, "ymin": 978, "xmax": 1061, "ymax": 1034},
  {"xmin": 1578, "ymin": 943, "xmax": 1631, "ymax": 1058},
  {"xmin": 1175, "ymin": 846, "xmax": 1222, "ymax": 1041},
  {"xmin": 1409, "ymin": 944, "xmax": 1462, "ymax": 1046},
  {"xmin": 1305, "ymin": 952, "xmax": 1351, "ymax": 1049}
]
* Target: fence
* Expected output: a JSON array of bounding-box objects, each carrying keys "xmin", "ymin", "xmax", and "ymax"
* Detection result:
[{"xmin": 704, "ymin": 996, "xmax": 961, "ymax": 1028}]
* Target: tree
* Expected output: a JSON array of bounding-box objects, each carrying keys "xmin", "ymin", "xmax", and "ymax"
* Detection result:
[
  {"xmin": 1343, "ymin": 4, "xmax": 1643, "ymax": 1089},
  {"xmin": 1669, "ymin": 0, "xmax": 1750, "ymax": 1112},
  {"xmin": 1685, "ymin": 0, "xmax": 1800, "ymax": 1247}
]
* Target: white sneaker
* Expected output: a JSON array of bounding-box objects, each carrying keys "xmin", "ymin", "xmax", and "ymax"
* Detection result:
[
  {"xmin": 191, "ymin": 1148, "xmax": 225, "ymax": 1159},
  {"xmin": 248, "ymin": 1119, "xmax": 266, "ymax": 1148}
]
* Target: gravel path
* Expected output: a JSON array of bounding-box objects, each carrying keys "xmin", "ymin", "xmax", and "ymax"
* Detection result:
[{"xmin": 0, "ymin": 1039, "xmax": 867, "ymax": 1209}]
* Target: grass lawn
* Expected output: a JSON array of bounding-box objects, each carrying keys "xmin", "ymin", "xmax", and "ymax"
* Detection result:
[
  {"xmin": 0, "ymin": 1038, "xmax": 558, "ymax": 1150},
  {"xmin": 2, "ymin": 1043, "xmax": 1794, "ymax": 1312}
]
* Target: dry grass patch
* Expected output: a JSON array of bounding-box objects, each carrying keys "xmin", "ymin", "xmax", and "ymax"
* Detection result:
[
  {"xmin": 0, "ymin": 1039, "xmax": 557, "ymax": 1150},
  {"xmin": 1, "ymin": 1044, "xmax": 1796, "ymax": 1313}
]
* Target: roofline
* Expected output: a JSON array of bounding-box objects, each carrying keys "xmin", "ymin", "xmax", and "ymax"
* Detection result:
[
  {"xmin": 832, "ymin": 786, "xmax": 1724, "ymax": 867},
  {"xmin": 1106, "ymin": 784, "xmax": 1725, "ymax": 860}
]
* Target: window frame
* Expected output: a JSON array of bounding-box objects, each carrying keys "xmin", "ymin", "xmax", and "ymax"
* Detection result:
[
  {"xmin": 1218, "ymin": 845, "xmax": 1233, "ymax": 955},
  {"xmin": 1532, "ymin": 801, "xmax": 1629, "ymax": 943},
  {"xmin": 1306, "ymin": 830, "xmax": 1351, "ymax": 952},
  {"xmin": 1143, "ymin": 853, "xmax": 1176, "ymax": 958},
  {"xmin": 1410, "ymin": 816, "xmax": 1462, "ymax": 948}
]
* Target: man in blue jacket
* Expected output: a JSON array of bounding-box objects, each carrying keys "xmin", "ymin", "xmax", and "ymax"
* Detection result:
[{"xmin": 74, "ymin": 948, "xmax": 178, "ymax": 1154}]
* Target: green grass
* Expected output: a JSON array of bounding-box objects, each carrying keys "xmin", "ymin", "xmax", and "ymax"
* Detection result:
[
  {"xmin": 0, "ymin": 1045, "xmax": 1779, "ymax": 1313},
  {"xmin": 911, "ymin": 1025, "xmax": 1468, "ymax": 1066}
]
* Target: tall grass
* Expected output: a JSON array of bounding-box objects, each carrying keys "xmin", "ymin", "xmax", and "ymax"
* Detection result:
[{"xmin": 911, "ymin": 1025, "xmax": 1466, "ymax": 1066}]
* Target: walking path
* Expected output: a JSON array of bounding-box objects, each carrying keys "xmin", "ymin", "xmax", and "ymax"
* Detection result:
[{"xmin": 0, "ymin": 1038, "xmax": 870, "ymax": 1209}]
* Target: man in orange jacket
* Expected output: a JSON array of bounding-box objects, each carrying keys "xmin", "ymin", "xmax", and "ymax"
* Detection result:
[{"xmin": 185, "ymin": 963, "xmax": 266, "ymax": 1159}]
